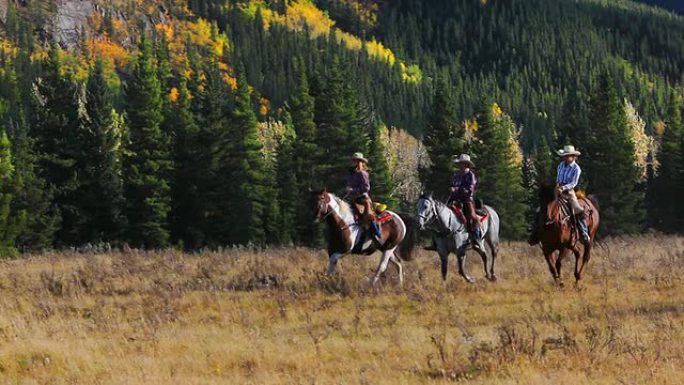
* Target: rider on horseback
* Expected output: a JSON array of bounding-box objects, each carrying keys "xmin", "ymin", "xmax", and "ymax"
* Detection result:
[
  {"xmin": 528, "ymin": 145, "xmax": 590, "ymax": 245},
  {"xmin": 346, "ymin": 152, "xmax": 382, "ymax": 242},
  {"xmin": 449, "ymin": 154, "xmax": 482, "ymax": 243}
]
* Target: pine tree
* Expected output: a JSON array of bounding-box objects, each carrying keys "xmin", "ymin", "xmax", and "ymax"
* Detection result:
[
  {"xmin": 195, "ymin": 60, "xmax": 231, "ymax": 246},
  {"xmin": 170, "ymin": 75, "xmax": 204, "ymax": 249},
  {"xmin": 33, "ymin": 44, "xmax": 81, "ymax": 246},
  {"xmin": 472, "ymin": 100, "xmax": 527, "ymax": 239},
  {"xmin": 313, "ymin": 57, "xmax": 367, "ymax": 190},
  {"xmin": 651, "ymin": 91, "xmax": 683, "ymax": 231},
  {"xmin": 289, "ymin": 59, "xmax": 319, "ymax": 246},
  {"xmin": 123, "ymin": 34, "xmax": 173, "ymax": 248},
  {"xmin": 0, "ymin": 131, "xmax": 24, "ymax": 257},
  {"xmin": 585, "ymin": 72, "xmax": 644, "ymax": 235},
  {"xmin": 422, "ymin": 75, "xmax": 463, "ymax": 196},
  {"xmin": 224, "ymin": 68, "xmax": 269, "ymax": 245},
  {"xmin": 78, "ymin": 59, "xmax": 126, "ymax": 243},
  {"xmin": 1, "ymin": 65, "xmax": 57, "ymax": 251}
]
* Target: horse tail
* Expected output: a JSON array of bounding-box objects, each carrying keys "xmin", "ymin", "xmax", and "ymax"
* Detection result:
[{"xmin": 396, "ymin": 213, "xmax": 418, "ymax": 261}]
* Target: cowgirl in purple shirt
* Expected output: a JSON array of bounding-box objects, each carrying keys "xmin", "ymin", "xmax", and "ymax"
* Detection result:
[
  {"xmin": 450, "ymin": 154, "xmax": 481, "ymax": 241},
  {"xmin": 346, "ymin": 153, "xmax": 382, "ymax": 241}
]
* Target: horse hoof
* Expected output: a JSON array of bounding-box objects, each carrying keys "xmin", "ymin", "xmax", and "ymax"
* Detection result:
[{"xmin": 488, "ymin": 275, "xmax": 497, "ymax": 282}]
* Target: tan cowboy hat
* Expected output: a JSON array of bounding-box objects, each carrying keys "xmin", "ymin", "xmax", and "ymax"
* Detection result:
[
  {"xmin": 453, "ymin": 154, "xmax": 475, "ymax": 167},
  {"xmin": 351, "ymin": 152, "xmax": 369, "ymax": 164},
  {"xmin": 557, "ymin": 145, "xmax": 581, "ymax": 157}
]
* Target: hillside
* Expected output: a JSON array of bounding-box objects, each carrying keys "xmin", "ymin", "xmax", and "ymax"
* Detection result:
[{"xmin": 0, "ymin": 0, "xmax": 683, "ymax": 250}]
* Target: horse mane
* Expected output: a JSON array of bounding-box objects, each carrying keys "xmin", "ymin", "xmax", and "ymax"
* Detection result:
[
  {"xmin": 538, "ymin": 184, "xmax": 557, "ymax": 205},
  {"xmin": 328, "ymin": 193, "xmax": 353, "ymax": 220}
]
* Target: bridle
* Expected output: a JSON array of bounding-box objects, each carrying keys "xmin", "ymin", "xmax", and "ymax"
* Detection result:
[{"xmin": 419, "ymin": 197, "xmax": 462, "ymax": 236}]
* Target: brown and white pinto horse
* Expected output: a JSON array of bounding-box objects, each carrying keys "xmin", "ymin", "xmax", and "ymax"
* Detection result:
[
  {"xmin": 311, "ymin": 189, "xmax": 417, "ymax": 286},
  {"xmin": 535, "ymin": 185, "xmax": 600, "ymax": 285}
]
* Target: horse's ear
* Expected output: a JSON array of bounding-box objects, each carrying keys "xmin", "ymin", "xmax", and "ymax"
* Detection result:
[{"xmin": 419, "ymin": 191, "xmax": 425, "ymax": 199}]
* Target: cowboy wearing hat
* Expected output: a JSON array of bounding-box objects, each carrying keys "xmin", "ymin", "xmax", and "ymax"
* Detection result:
[
  {"xmin": 449, "ymin": 154, "xmax": 481, "ymax": 241},
  {"xmin": 528, "ymin": 145, "xmax": 590, "ymax": 245},
  {"xmin": 346, "ymin": 152, "xmax": 382, "ymax": 241}
]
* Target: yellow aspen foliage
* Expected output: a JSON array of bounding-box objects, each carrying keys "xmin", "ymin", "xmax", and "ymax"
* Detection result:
[
  {"xmin": 1, "ymin": 41, "xmax": 16, "ymax": 56},
  {"xmin": 491, "ymin": 102, "xmax": 503, "ymax": 117},
  {"xmin": 624, "ymin": 99, "xmax": 656, "ymax": 181},
  {"xmin": 286, "ymin": 0, "xmax": 335, "ymax": 37},
  {"xmin": 85, "ymin": 36, "xmax": 131, "ymax": 68},
  {"xmin": 259, "ymin": 97, "xmax": 271, "ymax": 117},
  {"xmin": 464, "ymin": 119, "xmax": 479, "ymax": 142},
  {"xmin": 257, "ymin": 119, "xmax": 288, "ymax": 163},
  {"xmin": 223, "ymin": 74, "xmax": 238, "ymax": 90},
  {"xmin": 169, "ymin": 87, "xmax": 180, "ymax": 103},
  {"xmin": 366, "ymin": 39, "xmax": 396, "ymax": 66},
  {"xmin": 239, "ymin": 0, "xmax": 421, "ymax": 83},
  {"xmin": 653, "ymin": 120, "xmax": 666, "ymax": 136}
]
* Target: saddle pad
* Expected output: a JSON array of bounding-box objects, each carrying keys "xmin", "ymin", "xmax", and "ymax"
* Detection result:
[
  {"xmin": 377, "ymin": 211, "xmax": 394, "ymax": 225},
  {"xmin": 451, "ymin": 205, "xmax": 488, "ymax": 223}
]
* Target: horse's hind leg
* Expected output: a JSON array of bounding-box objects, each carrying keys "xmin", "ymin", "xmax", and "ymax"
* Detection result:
[
  {"xmin": 474, "ymin": 245, "xmax": 490, "ymax": 281},
  {"xmin": 485, "ymin": 235, "xmax": 499, "ymax": 281},
  {"xmin": 389, "ymin": 253, "xmax": 403, "ymax": 287},
  {"xmin": 372, "ymin": 247, "xmax": 396, "ymax": 286}
]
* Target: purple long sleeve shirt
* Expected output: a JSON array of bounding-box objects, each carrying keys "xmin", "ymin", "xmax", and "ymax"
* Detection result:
[
  {"xmin": 451, "ymin": 170, "xmax": 476, "ymax": 200},
  {"xmin": 346, "ymin": 170, "xmax": 370, "ymax": 197}
]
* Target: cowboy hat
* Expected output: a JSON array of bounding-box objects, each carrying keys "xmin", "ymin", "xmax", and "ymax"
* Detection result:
[
  {"xmin": 557, "ymin": 145, "xmax": 581, "ymax": 157},
  {"xmin": 453, "ymin": 154, "xmax": 475, "ymax": 167},
  {"xmin": 351, "ymin": 152, "xmax": 369, "ymax": 164}
]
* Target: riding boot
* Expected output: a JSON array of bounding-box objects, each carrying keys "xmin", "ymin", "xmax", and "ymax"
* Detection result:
[
  {"xmin": 528, "ymin": 209, "xmax": 540, "ymax": 246},
  {"xmin": 577, "ymin": 215, "xmax": 590, "ymax": 244}
]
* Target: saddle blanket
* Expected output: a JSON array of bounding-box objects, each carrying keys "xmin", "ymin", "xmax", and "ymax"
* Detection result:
[
  {"xmin": 377, "ymin": 211, "xmax": 394, "ymax": 225},
  {"xmin": 449, "ymin": 205, "xmax": 489, "ymax": 223}
]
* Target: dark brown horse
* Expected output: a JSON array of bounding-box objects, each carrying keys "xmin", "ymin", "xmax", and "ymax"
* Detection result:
[
  {"xmin": 311, "ymin": 189, "xmax": 417, "ymax": 286},
  {"xmin": 535, "ymin": 185, "xmax": 600, "ymax": 285}
]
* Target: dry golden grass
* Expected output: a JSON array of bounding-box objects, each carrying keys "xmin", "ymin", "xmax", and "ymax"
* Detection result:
[{"xmin": 0, "ymin": 235, "xmax": 683, "ymax": 384}]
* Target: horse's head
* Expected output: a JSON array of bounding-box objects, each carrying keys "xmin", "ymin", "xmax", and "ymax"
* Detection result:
[
  {"xmin": 310, "ymin": 188, "xmax": 331, "ymax": 222},
  {"xmin": 539, "ymin": 184, "xmax": 557, "ymax": 207},
  {"xmin": 416, "ymin": 192, "xmax": 436, "ymax": 230}
]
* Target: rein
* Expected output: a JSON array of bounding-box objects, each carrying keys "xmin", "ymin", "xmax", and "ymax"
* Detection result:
[{"xmin": 422, "ymin": 199, "xmax": 456, "ymax": 236}]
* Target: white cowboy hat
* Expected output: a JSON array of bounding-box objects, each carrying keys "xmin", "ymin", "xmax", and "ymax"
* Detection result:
[
  {"xmin": 557, "ymin": 145, "xmax": 581, "ymax": 157},
  {"xmin": 453, "ymin": 154, "xmax": 475, "ymax": 167},
  {"xmin": 351, "ymin": 152, "xmax": 369, "ymax": 164}
]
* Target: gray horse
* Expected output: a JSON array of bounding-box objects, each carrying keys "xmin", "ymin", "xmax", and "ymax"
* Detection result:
[{"xmin": 416, "ymin": 193, "xmax": 500, "ymax": 282}]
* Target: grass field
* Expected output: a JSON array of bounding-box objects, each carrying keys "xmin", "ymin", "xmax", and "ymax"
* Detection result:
[{"xmin": 0, "ymin": 235, "xmax": 683, "ymax": 384}]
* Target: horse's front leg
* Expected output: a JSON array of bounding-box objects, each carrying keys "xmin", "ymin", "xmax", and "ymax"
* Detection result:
[
  {"xmin": 457, "ymin": 249, "xmax": 474, "ymax": 283},
  {"xmin": 372, "ymin": 247, "xmax": 397, "ymax": 286},
  {"xmin": 544, "ymin": 248, "xmax": 561, "ymax": 286},
  {"xmin": 572, "ymin": 244, "xmax": 586, "ymax": 283},
  {"xmin": 327, "ymin": 252, "xmax": 344, "ymax": 275},
  {"xmin": 439, "ymin": 248, "xmax": 449, "ymax": 282}
]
